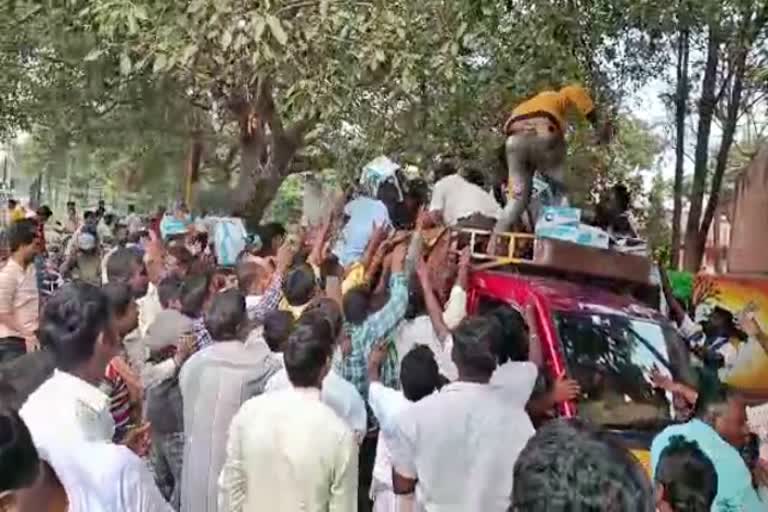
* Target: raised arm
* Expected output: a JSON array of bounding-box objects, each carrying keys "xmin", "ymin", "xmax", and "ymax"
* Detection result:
[
  {"xmin": 364, "ymin": 242, "xmax": 410, "ymax": 341},
  {"xmin": 416, "ymin": 258, "xmax": 450, "ymax": 343},
  {"xmin": 658, "ymin": 265, "xmax": 687, "ymax": 326}
]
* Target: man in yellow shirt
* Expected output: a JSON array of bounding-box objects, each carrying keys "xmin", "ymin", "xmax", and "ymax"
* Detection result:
[{"xmin": 493, "ymin": 84, "xmax": 611, "ymax": 236}]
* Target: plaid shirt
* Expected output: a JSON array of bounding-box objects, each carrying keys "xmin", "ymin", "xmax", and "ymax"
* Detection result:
[
  {"xmin": 337, "ymin": 272, "xmax": 408, "ymax": 401},
  {"xmin": 191, "ymin": 317, "xmax": 213, "ymax": 351},
  {"xmin": 246, "ymin": 272, "xmax": 283, "ymax": 323}
]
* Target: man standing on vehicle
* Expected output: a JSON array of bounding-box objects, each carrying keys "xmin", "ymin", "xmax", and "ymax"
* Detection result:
[{"xmin": 492, "ymin": 83, "xmax": 613, "ymax": 239}]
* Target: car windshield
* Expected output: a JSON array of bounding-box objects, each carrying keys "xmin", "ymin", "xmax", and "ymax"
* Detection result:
[{"xmin": 555, "ymin": 312, "xmax": 684, "ymax": 432}]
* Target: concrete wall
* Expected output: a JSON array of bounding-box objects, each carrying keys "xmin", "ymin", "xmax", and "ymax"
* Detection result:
[{"xmin": 727, "ymin": 145, "xmax": 768, "ymax": 274}]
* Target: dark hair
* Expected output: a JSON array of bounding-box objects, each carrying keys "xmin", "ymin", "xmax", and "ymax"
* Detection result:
[
  {"xmin": 486, "ymin": 307, "xmax": 529, "ymax": 364},
  {"xmin": 283, "ymin": 323, "xmax": 333, "ymax": 388},
  {"xmin": 656, "ymin": 436, "xmax": 717, "ymax": 512},
  {"xmin": 343, "ymin": 285, "xmax": 372, "ymax": 325},
  {"xmin": 236, "ymin": 261, "xmax": 265, "ymax": 295},
  {"xmin": 263, "ymin": 310, "xmax": 295, "ymax": 352},
  {"xmin": 283, "ymin": 264, "xmax": 317, "ymax": 307},
  {"xmin": 434, "ymin": 160, "xmax": 458, "ymax": 181},
  {"xmin": 613, "ymin": 184, "xmax": 631, "ymax": 212},
  {"xmin": 255, "ymin": 223, "xmax": 286, "ymax": 255},
  {"xmin": 0, "ymin": 409, "xmax": 40, "ymax": 493},
  {"xmin": 7, "ymin": 219, "xmax": 38, "ymax": 253},
  {"xmin": 167, "ymin": 245, "xmax": 193, "ymax": 270},
  {"xmin": 463, "ymin": 167, "xmax": 486, "ymax": 188},
  {"xmin": 451, "ymin": 316, "xmax": 499, "ymax": 379},
  {"xmin": 301, "ymin": 298, "xmax": 343, "ymax": 340},
  {"xmin": 401, "ymin": 345, "xmax": 442, "ymax": 401},
  {"xmin": 0, "ymin": 351, "xmax": 55, "ymax": 411},
  {"xmin": 180, "ymin": 272, "xmax": 213, "ymax": 318},
  {"xmin": 84, "ymin": 211, "xmax": 95, "ymax": 221},
  {"xmin": 7, "ymin": 199, "xmax": 17, "ymax": 208},
  {"xmin": 102, "ymin": 282, "xmax": 134, "ymax": 318},
  {"xmin": 406, "ymin": 178, "xmax": 430, "ymax": 206},
  {"xmin": 106, "ymin": 247, "xmax": 144, "ymax": 284},
  {"xmin": 39, "ymin": 283, "xmax": 112, "ymax": 371},
  {"xmin": 158, "ymin": 275, "xmax": 184, "ymax": 308},
  {"xmin": 205, "ymin": 289, "xmax": 246, "ymax": 340},
  {"xmin": 377, "ymin": 181, "xmax": 401, "ymax": 211},
  {"xmin": 513, "ymin": 418, "xmax": 654, "ymax": 512},
  {"xmin": 404, "ymin": 281, "xmax": 427, "ymax": 321},
  {"xmin": 37, "ymin": 205, "xmax": 52, "ymax": 219},
  {"xmin": 128, "ymin": 204, "xmax": 135, "ymax": 212}
]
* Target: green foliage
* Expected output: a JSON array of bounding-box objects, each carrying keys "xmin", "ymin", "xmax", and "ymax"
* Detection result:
[
  {"xmin": 2, "ymin": 0, "xmax": 684, "ymax": 221},
  {"xmin": 643, "ymin": 170, "xmax": 672, "ymax": 257}
]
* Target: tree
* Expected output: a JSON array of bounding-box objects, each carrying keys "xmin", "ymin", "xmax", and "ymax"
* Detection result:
[{"xmin": 676, "ymin": 1, "xmax": 768, "ymax": 271}]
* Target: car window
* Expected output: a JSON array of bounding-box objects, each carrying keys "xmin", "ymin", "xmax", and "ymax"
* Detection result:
[{"xmin": 555, "ymin": 312, "xmax": 678, "ymax": 431}]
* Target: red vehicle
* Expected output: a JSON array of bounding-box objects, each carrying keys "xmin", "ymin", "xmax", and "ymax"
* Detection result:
[{"xmin": 464, "ymin": 236, "xmax": 691, "ymax": 471}]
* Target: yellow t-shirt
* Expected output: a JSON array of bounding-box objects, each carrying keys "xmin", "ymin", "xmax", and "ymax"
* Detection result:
[
  {"xmin": 10, "ymin": 206, "xmax": 26, "ymax": 223},
  {"xmin": 342, "ymin": 262, "xmax": 367, "ymax": 294},
  {"xmin": 510, "ymin": 84, "xmax": 595, "ymax": 129}
]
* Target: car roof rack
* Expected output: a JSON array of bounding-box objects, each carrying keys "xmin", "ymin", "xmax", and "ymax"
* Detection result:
[{"xmin": 456, "ymin": 228, "xmax": 654, "ymax": 287}]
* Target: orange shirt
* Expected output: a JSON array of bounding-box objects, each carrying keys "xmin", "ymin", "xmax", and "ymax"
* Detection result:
[{"xmin": 507, "ymin": 84, "xmax": 595, "ymax": 130}]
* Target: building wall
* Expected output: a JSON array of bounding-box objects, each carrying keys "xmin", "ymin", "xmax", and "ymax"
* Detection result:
[{"xmin": 727, "ymin": 145, "xmax": 768, "ymax": 274}]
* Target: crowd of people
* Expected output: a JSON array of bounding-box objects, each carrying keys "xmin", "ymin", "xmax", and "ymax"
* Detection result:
[{"xmin": 0, "ymin": 83, "xmax": 763, "ymax": 512}]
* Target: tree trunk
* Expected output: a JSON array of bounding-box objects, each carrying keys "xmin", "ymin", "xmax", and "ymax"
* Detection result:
[
  {"xmin": 682, "ymin": 24, "xmax": 720, "ymax": 272},
  {"xmin": 698, "ymin": 13, "xmax": 756, "ymax": 266},
  {"xmin": 670, "ymin": 22, "xmax": 689, "ymax": 269}
]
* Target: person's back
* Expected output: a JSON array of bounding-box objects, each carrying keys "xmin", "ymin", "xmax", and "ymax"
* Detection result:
[
  {"xmin": 179, "ymin": 290, "xmax": 281, "ymax": 512},
  {"xmin": 394, "ymin": 382, "xmax": 532, "ymax": 511},
  {"xmin": 222, "ymin": 388, "xmax": 356, "ymax": 511},
  {"xmin": 429, "ymin": 173, "xmax": 501, "ymax": 226}
]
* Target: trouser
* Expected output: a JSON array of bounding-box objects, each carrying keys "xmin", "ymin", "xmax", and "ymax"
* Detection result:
[
  {"xmin": 0, "ymin": 337, "xmax": 26, "ymax": 365},
  {"xmin": 496, "ymin": 124, "xmax": 567, "ymax": 232},
  {"xmin": 150, "ymin": 431, "xmax": 185, "ymax": 511},
  {"xmin": 358, "ymin": 431, "xmax": 379, "ymax": 512}
]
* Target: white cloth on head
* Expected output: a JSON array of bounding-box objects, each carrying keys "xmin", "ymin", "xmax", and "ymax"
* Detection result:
[
  {"xmin": 20, "ymin": 369, "xmax": 115, "ymax": 448},
  {"xmin": 43, "ymin": 441, "xmax": 172, "ymax": 512},
  {"xmin": 218, "ymin": 387, "xmax": 359, "ymax": 512},
  {"xmin": 389, "ymin": 373, "xmax": 536, "ymax": 512},
  {"xmin": 265, "ymin": 367, "xmax": 367, "ymax": 440},
  {"xmin": 428, "ymin": 174, "xmax": 501, "ymax": 226}
]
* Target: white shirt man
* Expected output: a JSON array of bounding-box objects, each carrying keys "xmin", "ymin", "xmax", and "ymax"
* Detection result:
[
  {"xmin": 42, "ymin": 441, "xmax": 173, "ymax": 512},
  {"xmin": 265, "ymin": 367, "xmax": 368, "ymax": 441},
  {"xmin": 394, "ymin": 285, "xmax": 467, "ymax": 381},
  {"xmin": 219, "ymin": 387, "xmax": 358, "ymax": 512},
  {"xmin": 21, "ymin": 369, "xmax": 115, "ymax": 447},
  {"xmin": 428, "ymin": 173, "xmax": 501, "ymax": 226},
  {"xmin": 389, "ymin": 364, "xmax": 537, "ymax": 512}
]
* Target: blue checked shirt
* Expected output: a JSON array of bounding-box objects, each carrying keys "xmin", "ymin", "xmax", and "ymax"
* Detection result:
[
  {"xmin": 191, "ymin": 272, "xmax": 284, "ymax": 352},
  {"xmin": 337, "ymin": 272, "xmax": 408, "ymax": 401}
]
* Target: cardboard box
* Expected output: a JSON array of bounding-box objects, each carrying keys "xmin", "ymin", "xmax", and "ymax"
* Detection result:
[
  {"xmin": 535, "ymin": 206, "xmax": 581, "ymax": 231},
  {"xmin": 535, "ymin": 223, "xmax": 610, "ymax": 249}
]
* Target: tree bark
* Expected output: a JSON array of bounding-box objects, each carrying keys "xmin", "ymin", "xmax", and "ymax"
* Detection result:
[
  {"xmin": 670, "ymin": 21, "xmax": 689, "ymax": 269},
  {"xmin": 696, "ymin": 50, "xmax": 747, "ymax": 265},
  {"xmin": 682, "ymin": 24, "xmax": 720, "ymax": 272},
  {"xmin": 229, "ymin": 77, "xmax": 313, "ymax": 226}
]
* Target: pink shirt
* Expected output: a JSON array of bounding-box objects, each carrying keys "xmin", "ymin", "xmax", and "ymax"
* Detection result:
[{"xmin": 0, "ymin": 258, "xmax": 39, "ymax": 339}]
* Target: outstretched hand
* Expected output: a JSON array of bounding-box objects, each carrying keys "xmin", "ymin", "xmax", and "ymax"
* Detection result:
[{"xmin": 552, "ymin": 375, "xmax": 581, "ymax": 403}]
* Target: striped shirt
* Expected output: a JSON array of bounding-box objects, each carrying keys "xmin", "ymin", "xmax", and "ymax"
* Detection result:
[{"xmin": 104, "ymin": 361, "xmax": 134, "ymax": 442}]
